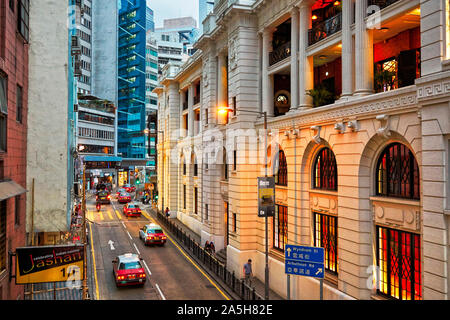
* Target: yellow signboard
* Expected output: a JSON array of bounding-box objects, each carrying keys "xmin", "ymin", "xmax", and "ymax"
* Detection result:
[{"xmin": 15, "ymin": 245, "xmax": 84, "ymax": 284}]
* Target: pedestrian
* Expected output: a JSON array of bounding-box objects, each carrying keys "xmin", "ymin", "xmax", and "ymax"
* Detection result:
[
  {"xmin": 204, "ymin": 240, "xmax": 210, "ymax": 253},
  {"xmin": 165, "ymin": 207, "xmax": 170, "ymax": 217},
  {"xmin": 209, "ymin": 241, "xmax": 216, "ymax": 254},
  {"xmin": 243, "ymin": 259, "xmax": 253, "ymax": 286}
]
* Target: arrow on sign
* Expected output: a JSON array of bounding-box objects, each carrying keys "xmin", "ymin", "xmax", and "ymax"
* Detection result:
[
  {"xmin": 316, "ymin": 268, "xmax": 323, "ymax": 275},
  {"xmin": 286, "ymin": 247, "xmax": 292, "ymax": 257},
  {"xmin": 108, "ymin": 240, "xmax": 115, "ymax": 250}
]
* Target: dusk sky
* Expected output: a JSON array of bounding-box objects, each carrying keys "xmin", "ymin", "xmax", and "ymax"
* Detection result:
[{"xmin": 147, "ymin": 0, "xmax": 199, "ymax": 28}]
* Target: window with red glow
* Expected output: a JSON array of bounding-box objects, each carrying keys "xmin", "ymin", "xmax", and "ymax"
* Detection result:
[
  {"xmin": 377, "ymin": 226, "xmax": 422, "ymax": 300},
  {"xmin": 376, "ymin": 143, "xmax": 420, "ymax": 200},
  {"xmin": 314, "ymin": 212, "xmax": 338, "ymax": 274},
  {"xmin": 274, "ymin": 150, "xmax": 287, "ymax": 186},
  {"xmin": 273, "ymin": 205, "xmax": 288, "ymax": 252},
  {"xmin": 313, "ymin": 147, "xmax": 337, "ymax": 191}
]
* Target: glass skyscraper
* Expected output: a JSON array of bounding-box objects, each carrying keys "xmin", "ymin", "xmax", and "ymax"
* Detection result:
[{"xmin": 118, "ymin": 0, "xmax": 149, "ymax": 160}]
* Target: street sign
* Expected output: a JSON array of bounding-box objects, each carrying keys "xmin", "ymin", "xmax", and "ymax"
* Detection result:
[
  {"xmin": 15, "ymin": 245, "xmax": 84, "ymax": 284},
  {"xmin": 257, "ymin": 177, "xmax": 275, "ymax": 217},
  {"xmin": 285, "ymin": 245, "xmax": 325, "ymax": 279}
]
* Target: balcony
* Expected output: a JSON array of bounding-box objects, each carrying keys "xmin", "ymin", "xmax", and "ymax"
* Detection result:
[
  {"xmin": 308, "ymin": 12, "xmax": 342, "ymax": 46},
  {"xmin": 269, "ymin": 42, "xmax": 291, "ymax": 66},
  {"xmin": 368, "ymin": 0, "xmax": 400, "ymax": 13}
]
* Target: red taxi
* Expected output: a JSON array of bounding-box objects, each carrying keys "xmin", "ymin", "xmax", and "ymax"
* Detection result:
[
  {"xmin": 123, "ymin": 184, "xmax": 136, "ymax": 193},
  {"xmin": 123, "ymin": 203, "xmax": 142, "ymax": 217},
  {"xmin": 112, "ymin": 253, "xmax": 146, "ymax": 287},
  {"xmin": 118, "ymin": 192, "xmax": 132, "ymax": 204},
  {"xmin": 139, "ymin": 224, "xmax": 167, "ymax": 246}
]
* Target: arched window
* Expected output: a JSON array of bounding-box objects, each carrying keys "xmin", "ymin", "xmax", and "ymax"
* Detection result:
[
  {"xmin": 313, "ymin": 147, "xmax": 337, "ymax": 191},
  {"xmin": 274, "ymin": 150, "xmax": 287, "ymax": 186},
  {"xmin": 376, "ymin": 143, "xmax": 420, "ymax": 200}
]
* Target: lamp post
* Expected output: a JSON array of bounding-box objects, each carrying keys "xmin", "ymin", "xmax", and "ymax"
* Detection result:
[{"xmin": 218, "ymin": 106, "xmax": 269, "ymax": 300}]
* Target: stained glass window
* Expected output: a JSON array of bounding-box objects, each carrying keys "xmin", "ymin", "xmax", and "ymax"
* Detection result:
[
  {"xmin": 274, "ymin": 150, "xmax": 287, "ymax": 186},
  {"xmin": 313, "ymin": 147, "xmax": 337, "ymax": 191},
  {"xmin": 376, "ymin": 143, "xmax": 420, "ymax": 200},
  {"xmin": 377, "ymin": 226, "xmax": 422, "ymax": 300},
  {"xmin": 273, "ymin": 205, "xmax": 288, "ymax": 252},
  {"xmin": 314, "ymin": 212, "xmax": 338, "ymax": 274}
]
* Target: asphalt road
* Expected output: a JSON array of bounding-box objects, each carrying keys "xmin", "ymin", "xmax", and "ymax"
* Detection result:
[{"xmin": 86, "ymin": 194, "xmax": 228, "ymax": 300}]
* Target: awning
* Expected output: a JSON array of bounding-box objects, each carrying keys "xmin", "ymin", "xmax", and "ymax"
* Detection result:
[
  {"xmin": 83, "ymin": 156, "xmax": 122, "ymax": 162},
  {"xmin": 0, "ymin": 180, "xmax": 27, "ymax": 201}
]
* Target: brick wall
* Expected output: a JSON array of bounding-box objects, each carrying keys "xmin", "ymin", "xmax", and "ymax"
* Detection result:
[{"xmin": 0, "ymin": 0, "xmax": 28, "ymax": 300}]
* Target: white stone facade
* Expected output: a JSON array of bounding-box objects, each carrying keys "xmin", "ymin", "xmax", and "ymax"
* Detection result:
[{"xmin": 156, "ymin": 0, "xmax": 450, "ymax": 300}]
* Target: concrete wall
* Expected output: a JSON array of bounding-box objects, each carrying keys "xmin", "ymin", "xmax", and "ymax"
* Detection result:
[{"xmin": 27, "ymin": 0, "xmax": 69, "ymax": 233}]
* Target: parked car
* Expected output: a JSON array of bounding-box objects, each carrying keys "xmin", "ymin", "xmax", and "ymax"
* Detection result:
[
  {"xmin": 112, "ymin": 253, "xmax": 146, "ymax": 287},
  {"xmin": 139, "ymin": 223, "xmax": 167, "ymax": 246},
  {"xmin": 123, "ymin": 203, "xmax": 142, "ymax": 217},
  {"xmin": 118, "ymin": 192, "xmax": 132, "ymax": 204}
]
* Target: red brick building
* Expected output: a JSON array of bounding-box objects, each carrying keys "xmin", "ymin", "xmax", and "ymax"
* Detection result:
[{"xmin": 0, "ymin": 0, "xmax": 29, "ymax": 300}]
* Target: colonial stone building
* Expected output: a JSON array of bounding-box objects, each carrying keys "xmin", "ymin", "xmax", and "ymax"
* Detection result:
[{"xmin": 156, "ymin": 0, "xmax": 450, "ymax": 300}]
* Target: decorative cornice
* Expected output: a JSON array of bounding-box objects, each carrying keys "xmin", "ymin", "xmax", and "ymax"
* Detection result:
[
  {"xmin": 257, "ymin": 86, "xmax": 418, "ymax": 130},
  {"xmin": 416, "ymin": 72, "xmax": 450, "ymax": 103}
]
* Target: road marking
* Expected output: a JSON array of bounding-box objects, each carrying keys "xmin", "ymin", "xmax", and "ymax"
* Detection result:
[
  {"xmin": 115, "ymin": 210, "xmax": 122, "ymax": 220},
  {"xmin": 88, "ymin": 221, "xmax": 100, "ymax": 300},
  {"xmin": 133, "ymin": 242, "xmax": 141, "ymax": 255},
  {"xmin": 107, "ymin": 210, "xmax": 113, "ymax": 220},
  {"xmin": 142, "ymin": 259, "xmax": 152, "ymax": 275},
  {"xmin": 141, "ymin": 210, "xmax": 151, "ymax": 220},
  {"xmin": 155, "ymin": 283, "xmax": 166, "ymax": 300},
  {"xmin": 126, "ymin": 230, "xmax": 132, "ymax": 240},
  {"xmin": 99, "ymin": 211, "xmax": 104, "ymax": 221},
  {"xmin": 142, "ymin": 211, "xmax": 230, "ymax": 300},
  {"xmin": 121, "ymin": 221, "xmax": 126, "ymax": 229}
]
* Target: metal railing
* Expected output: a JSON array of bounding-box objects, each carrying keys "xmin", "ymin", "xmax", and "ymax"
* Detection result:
[
  {"xmin": 156, "ymin": 210, "xmax": 264, "ymax": 300},
  {"xmin": 368, "ymin": 0, "xmax": 400, "ymax": 12},
  {"xmin": 308, "ymin": 12, "xmax": 342, "ymax": 46},
  {"xmin": 269, "ymin": 41, "xmax": 291, "ymax": 66}
]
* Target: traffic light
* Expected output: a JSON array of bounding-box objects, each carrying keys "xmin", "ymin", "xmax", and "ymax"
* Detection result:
[{"xmin": 136, "ymin": 177, "xmax": 140, "ymax": 185}]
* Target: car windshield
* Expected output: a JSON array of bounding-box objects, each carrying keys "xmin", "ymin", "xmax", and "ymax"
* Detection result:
[
  {"xmin": 128, "ymin": 204, "xmax": 138, "ymax": 208},
  {"xmin": 148, "ymin": 229, "xmax": 163, "ymax": 234},
  {"xmin": 119, "ymin": 261, "xmax": 142, "ymax": 270},
  {"xmin": 99, "ymin": 191, "xmax": 108, "ymax": 196},
  {"xmin": 120, "ymin": 193, "xmax": 128, "ymax": 196}
]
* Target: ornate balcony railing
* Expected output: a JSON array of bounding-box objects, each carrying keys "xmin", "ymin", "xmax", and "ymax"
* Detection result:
[
  {"xmin": 368, "ymin": 0, "xmax": 400, "ymax": 13},
  {"xmin": 308, "ymin": 13, "xmax": 342, "ymax": 46},
  {"xmin": 269, "ymin": 41, "xmax": 291, "ymax": 66}
]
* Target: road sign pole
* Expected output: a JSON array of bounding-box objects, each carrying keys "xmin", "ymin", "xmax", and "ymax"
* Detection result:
[
  {"xmin": 320, "ymin": 278, "xmax": 323, "ymax": 300},
  {"xmin": 287, "ymin": 274, "xmax": 290, "ymax": 300}
]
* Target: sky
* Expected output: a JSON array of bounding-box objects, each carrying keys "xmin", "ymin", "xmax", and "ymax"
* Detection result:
[{"xmin": 147, "ymin": 0, "xmax": 199, "ymax": 29}]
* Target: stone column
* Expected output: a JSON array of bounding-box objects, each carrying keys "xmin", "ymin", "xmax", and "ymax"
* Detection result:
[
  {"xmin": 298, "ymin": 3, "xmax": 314, "ymax": 109},
  {"xmin": 188, "ymin": 83, "xmax": 194, "ymax": 136},
  {"xmin": 340, "ymin": 0, "xmax": 354, "ymax": 100},
  {"xmin": 262, "ymin": 28, "xmax": 274, "ymax": 116},
  {"xmin": 289, "ymin": 6, "xmax": 299, "ymax": 111},
  {"xmin": 217, "ymin": 54, "xmax": 228, "ymax": 109},
  {"xmin": 179, "ymin": 90, "xmax": 185, "ymax": 136},
  {"xmin": 354, "ymin": 0, "xmax": 374, "ymax": 96}
]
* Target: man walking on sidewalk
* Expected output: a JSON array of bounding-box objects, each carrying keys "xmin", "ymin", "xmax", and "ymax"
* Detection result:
[{"xmin": 243, "ymin": 259, "xmax": 253, "ymax": 286}]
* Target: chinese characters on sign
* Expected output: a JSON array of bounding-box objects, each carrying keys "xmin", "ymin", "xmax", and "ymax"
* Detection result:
[{"xmin": 285, "ymin": 245, "xmax": 325, "ymax": 279}]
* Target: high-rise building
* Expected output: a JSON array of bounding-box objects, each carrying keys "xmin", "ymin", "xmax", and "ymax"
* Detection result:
[
  {"xmin": 149, "ymin": 17, "xmax": 200, "ymax": 75},
  {"xmin": 75, "ymin": 0, "xmax": 93, "ymax": 95},
  {"xmin": 117, "ymin": 0, "xmax": 150, "ymax": 176},
  {"xmin": 146, "ymin": 6, "xmax": 155, "ymax": 32},
  {"xmin": 198, "ymin": 0, "xmax": 214, "ymax": 34}
]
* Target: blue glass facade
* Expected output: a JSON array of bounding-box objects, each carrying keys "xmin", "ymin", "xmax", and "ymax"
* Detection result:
[
  {"xmin": 146, "ymin": 6, "xmax": 155, "ymax": 32},
  {"xmin": 118, "ymin": 0, "xmax": 148, "ymax": 159}
]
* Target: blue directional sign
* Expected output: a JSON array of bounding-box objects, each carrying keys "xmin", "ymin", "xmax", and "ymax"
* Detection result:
[{"xmin": 285, "ymin": 245, "xmax": 325, "ymax": 279}]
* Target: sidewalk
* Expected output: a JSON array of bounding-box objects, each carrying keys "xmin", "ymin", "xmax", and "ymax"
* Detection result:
[{"xmin": 146, "ymin": 207, "xmax": 284, "ymax": 300}]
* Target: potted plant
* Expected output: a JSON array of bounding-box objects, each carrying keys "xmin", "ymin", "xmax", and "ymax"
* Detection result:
[
  {"xmin": 374, "ymin": 68, "xmax": 397, "ymax": 92},
  {"xmin": 307, "ymin": 86, "xmax": 335, "ymax": 108}
]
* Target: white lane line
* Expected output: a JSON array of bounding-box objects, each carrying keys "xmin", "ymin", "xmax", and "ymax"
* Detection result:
[
  {"xmin": 126, "ymin": 230, "xmax": 132, "ymax": 240},
  {"xmin": 133, "ymin": 242, "xmax": 141, "ymax": 255},
  {"xmin": 142, "ymin": 259, "xmax": 152, "ymax": 275},
  {"xmin": 122, "ymin": 221, "xmax": 126, "ymax": 229},
  {"xmin": 155, "ymin": 283, "xmax": 166, "ymax": 300}
]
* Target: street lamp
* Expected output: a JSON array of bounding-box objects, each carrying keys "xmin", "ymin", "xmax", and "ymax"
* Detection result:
[{"xmin": 217, "ymin": 106, "xmax": 270, "ymax": 300}]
